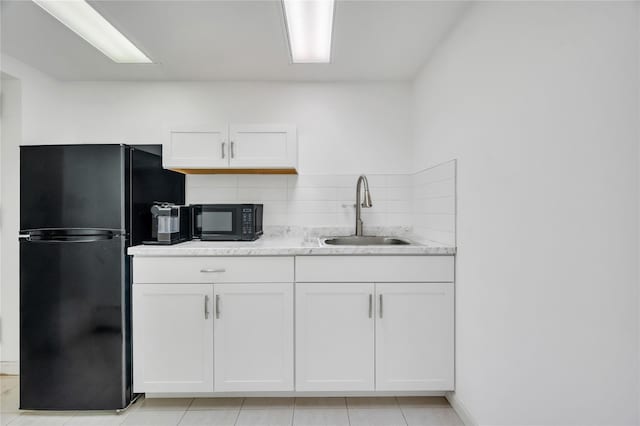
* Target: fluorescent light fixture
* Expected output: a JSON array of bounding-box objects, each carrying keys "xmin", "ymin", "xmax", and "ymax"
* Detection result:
[
  {"xmin": 33, "ymin": 0, "xmax": 151, "ymax": 63},
  {"xmin": 282, "ymin": 0, "xmax": 335, "ymax": 63}
]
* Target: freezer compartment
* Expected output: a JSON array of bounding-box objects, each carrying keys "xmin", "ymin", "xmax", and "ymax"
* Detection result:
[{"xmin": 20, "ymin": 145, "xmax": 126, "ymax": 231}]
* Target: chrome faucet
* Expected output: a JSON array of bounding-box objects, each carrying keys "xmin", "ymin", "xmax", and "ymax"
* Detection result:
[{"xmin": 355, "ymin": 175, "xmax": 373, "ymax": 236}]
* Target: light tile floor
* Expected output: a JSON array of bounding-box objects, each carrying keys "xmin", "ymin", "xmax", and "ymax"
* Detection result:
[{"xmin": 0, "ymin": 376, "xmax": 463, "ymax": 425}]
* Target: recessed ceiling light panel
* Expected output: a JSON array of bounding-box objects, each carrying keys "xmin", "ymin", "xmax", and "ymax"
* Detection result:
[
  {"xmin": 283, "ymin": 0, "xmax": 335, "ymax": 64},
  {"xmin": 33, "ymin": 0, "xmax": 152, "ymax": 63}
]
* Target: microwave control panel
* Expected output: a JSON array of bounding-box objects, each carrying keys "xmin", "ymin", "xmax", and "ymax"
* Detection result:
[{"xmin": 241, "ymin": 208, "xmax": 254, "ymax": 238}]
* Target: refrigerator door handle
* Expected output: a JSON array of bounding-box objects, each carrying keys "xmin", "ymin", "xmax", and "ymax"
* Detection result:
[{"xmin": 19, "ymin": 229, "xmax": 122, "ymax": 243}]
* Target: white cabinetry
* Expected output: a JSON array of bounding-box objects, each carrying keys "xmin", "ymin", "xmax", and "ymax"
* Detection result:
[
  {"xmin": 132, "ymin": 255, "xmax": 454, "ymax": 395},
  {"xmin": 163, "ymin": 124, "xmax": 297, "ymax": 171},
  {"xmin": 295, "ymin": 283, "xmax": 375, "ymax": 391},
  {"xmin": 214, "ymin": 283, "xmax": 294, "ymax": 391},
  {"xmin": 132, "ymin": 284, "xmax": 214, "ymax": 393},
  {"xmin": 133, "ymin": 256, "xmax": 293, "ymax": 284},
  {"xmin": 165, "ymin": 128, "xmax": 228, "ymax": 169},
  {"xmin": 295, "ymin": 256, "xmax": 454, "ymax": 392},
  {"xmin": 375, "ymin": 283, "xmax": 454, "ymax": 391},
  {"xmin": 229, "ymin": 124, "xmax": 297, "ymax": 169},
  {"xmin": 295, "ymin": 256, "xmax": 454, "ymax": 283},
  {"xmin": 132, "ymin": 257, "xmax": 294, "ymax": 394}
]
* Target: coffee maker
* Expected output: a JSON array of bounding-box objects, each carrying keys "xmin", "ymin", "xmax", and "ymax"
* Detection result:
[{"xmin": 144, "ymin": 202, "xmax": 191, "ymax": 245}]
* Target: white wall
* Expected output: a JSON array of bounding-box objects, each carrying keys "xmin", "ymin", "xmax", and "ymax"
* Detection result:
[
  {"xmin": 412, "ymin": 2, "xmax": 639, "ymax": 425},
  {"xmin": 1, "ymin": 55, "xmax": 68, "ymax": 144},
  {"xmin": 0, "ymin": 74, "xmax": 21, "ymax": 372},
  {"xmin": 36, "ymin": 80, "xmax": 412, "ymax": 175}
]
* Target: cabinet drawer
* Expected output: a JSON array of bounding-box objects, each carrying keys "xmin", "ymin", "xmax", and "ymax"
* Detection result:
[
  {"xmin": 133, "ymin": 256, "xmax": 294, "ymax": 283},
  {"xmin": 295, "ymin": 256, "xmax": 454, "ymax": 282}
]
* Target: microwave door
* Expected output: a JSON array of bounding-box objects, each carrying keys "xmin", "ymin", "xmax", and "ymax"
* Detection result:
[{"xmin": 199, "ymin": 207, "xmax": 240, "ymax": 240}]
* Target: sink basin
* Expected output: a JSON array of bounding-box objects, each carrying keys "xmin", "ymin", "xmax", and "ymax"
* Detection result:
[{"xmin": 321, "ymin": 236, "xmax": 412, "ymax": 246}]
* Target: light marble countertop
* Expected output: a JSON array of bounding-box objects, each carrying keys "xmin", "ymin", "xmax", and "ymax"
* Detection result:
[{"xmin": 127, "ymin": 235, "xmax": 456, "ymax": 257}]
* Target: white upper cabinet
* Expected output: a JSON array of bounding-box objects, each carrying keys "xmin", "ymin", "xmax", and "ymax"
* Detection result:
[
  {"xmin": 163, "ymin": 124, "xmax": 297, "ymax": 171},
  {"xmin": 213, "ymin": 283, "xmax": 294, "ymax": 392},
  {"xmin": 228, "ymin": 124, "xmax": 297, "ymax": 169},
  {"xmin": 132, "ymin": 283, "xmax": 214, "ymax": 393},
  {"xmin": 164, "ymin": 127, "xmax": 228, "ymax": 169},
  {"xmin": 375, "ymin": 282, "xmax": 454, "ymax": 391}
]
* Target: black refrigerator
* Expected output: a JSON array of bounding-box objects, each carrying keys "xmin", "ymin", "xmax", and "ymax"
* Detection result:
[{"xmin": 19, "ymin": 144, "xmax": 185, "ymax": 410}]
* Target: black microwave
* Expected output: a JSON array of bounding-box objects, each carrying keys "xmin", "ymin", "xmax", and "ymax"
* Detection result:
[{"xmin": 191, "ymin": 204, "xmax": 263, "ymax": 241}]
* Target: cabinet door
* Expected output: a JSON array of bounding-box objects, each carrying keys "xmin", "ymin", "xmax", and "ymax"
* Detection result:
[
  {"xmin": 213, "ymin": 283, "xmax": 293, "ymax": 391},
  {"xmin": 295, "ymin": 283, "xmax": 375, "ymax": 391},
  {"xmin": 164, "ymin": 129, "xmax": 228, "ymax": 168},
  {"xmin": 133, "ymin": 284, "xmax": 214, "ymax": 393},
  {"xmin": 228, "ymin": 124, "xmax": 297, "ymax": 169},
  {"xmin": 375, "ymin": 283, "xmax": 454, "ymax": 391}
]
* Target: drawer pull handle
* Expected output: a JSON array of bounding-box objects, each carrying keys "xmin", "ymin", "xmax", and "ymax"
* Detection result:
[
  {"xmin": 379, "ymin": 294, "xmax": 383, "ymax": 318},
  {"xmin": 368, "ymin": 294, "xmax": 373, "ymax": 318},
  {"xmin": 200, "ymin": 268, "xmax": 226, "ymax": 273},
  {"xmin": 204, "ymin": 295, "xmax": 210, "ymax": 319}
]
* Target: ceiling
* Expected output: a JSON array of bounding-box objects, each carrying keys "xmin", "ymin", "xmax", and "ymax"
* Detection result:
[{"xmin": 0, "ymin": 0, "xmax": 468, "ymax": 81}]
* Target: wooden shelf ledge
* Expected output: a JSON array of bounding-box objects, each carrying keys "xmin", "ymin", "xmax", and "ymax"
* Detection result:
[{"xmin": 169, "ymin": 168, "xmax": 298, "ymax": 175}]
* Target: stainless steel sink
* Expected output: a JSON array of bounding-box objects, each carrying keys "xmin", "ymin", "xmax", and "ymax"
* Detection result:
[{"xmin": 321, "ymin": 236, "xmax": 412, "ymax": 246}]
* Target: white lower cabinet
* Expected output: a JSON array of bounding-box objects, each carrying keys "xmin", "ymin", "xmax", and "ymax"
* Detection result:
[
  {"xmin": 295, "ymin": 283, "xmax": 375, "ymax": 391},
  {"xmin": 132, "ymin": 255, "xmax": 455, "ymax": 395},
  {"xmin": 213, "ymin": 283, "xmax": 294, "ymax": 391},
  {"xmin": 375, "ymin": 283, "xmax": 454, "ymax": 391},
  {"xmin": 294, "ymin": 281, "xmax": 454, "ymax": 392},
  {"xmin": 133, "ymin": 284, "xmax": 214, "ymax": 393}
]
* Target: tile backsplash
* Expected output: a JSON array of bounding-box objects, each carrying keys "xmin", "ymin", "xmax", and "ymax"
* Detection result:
[
  {"xmin": 187, "ymin": 174, "xmax": 412, "ymax": 228},
  {"xmin": 186, "ymin": 160, "xmax": 456, "ymax": 246},
  {"xmin": 412, "ymin": 160, "xmax": 456, "ymax": 246}
]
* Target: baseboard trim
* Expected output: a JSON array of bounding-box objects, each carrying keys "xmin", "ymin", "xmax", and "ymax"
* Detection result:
[
  {"xmin": 0, "ymin": 361, "xmax": 18, "ymax": 375},
  {"xmin": 446, "ymin": 391, "xmax": 477, "ymax": 426},
  {"xmin": 146, "ymin": 391, "xmax": 447, "ymax": 398}
]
